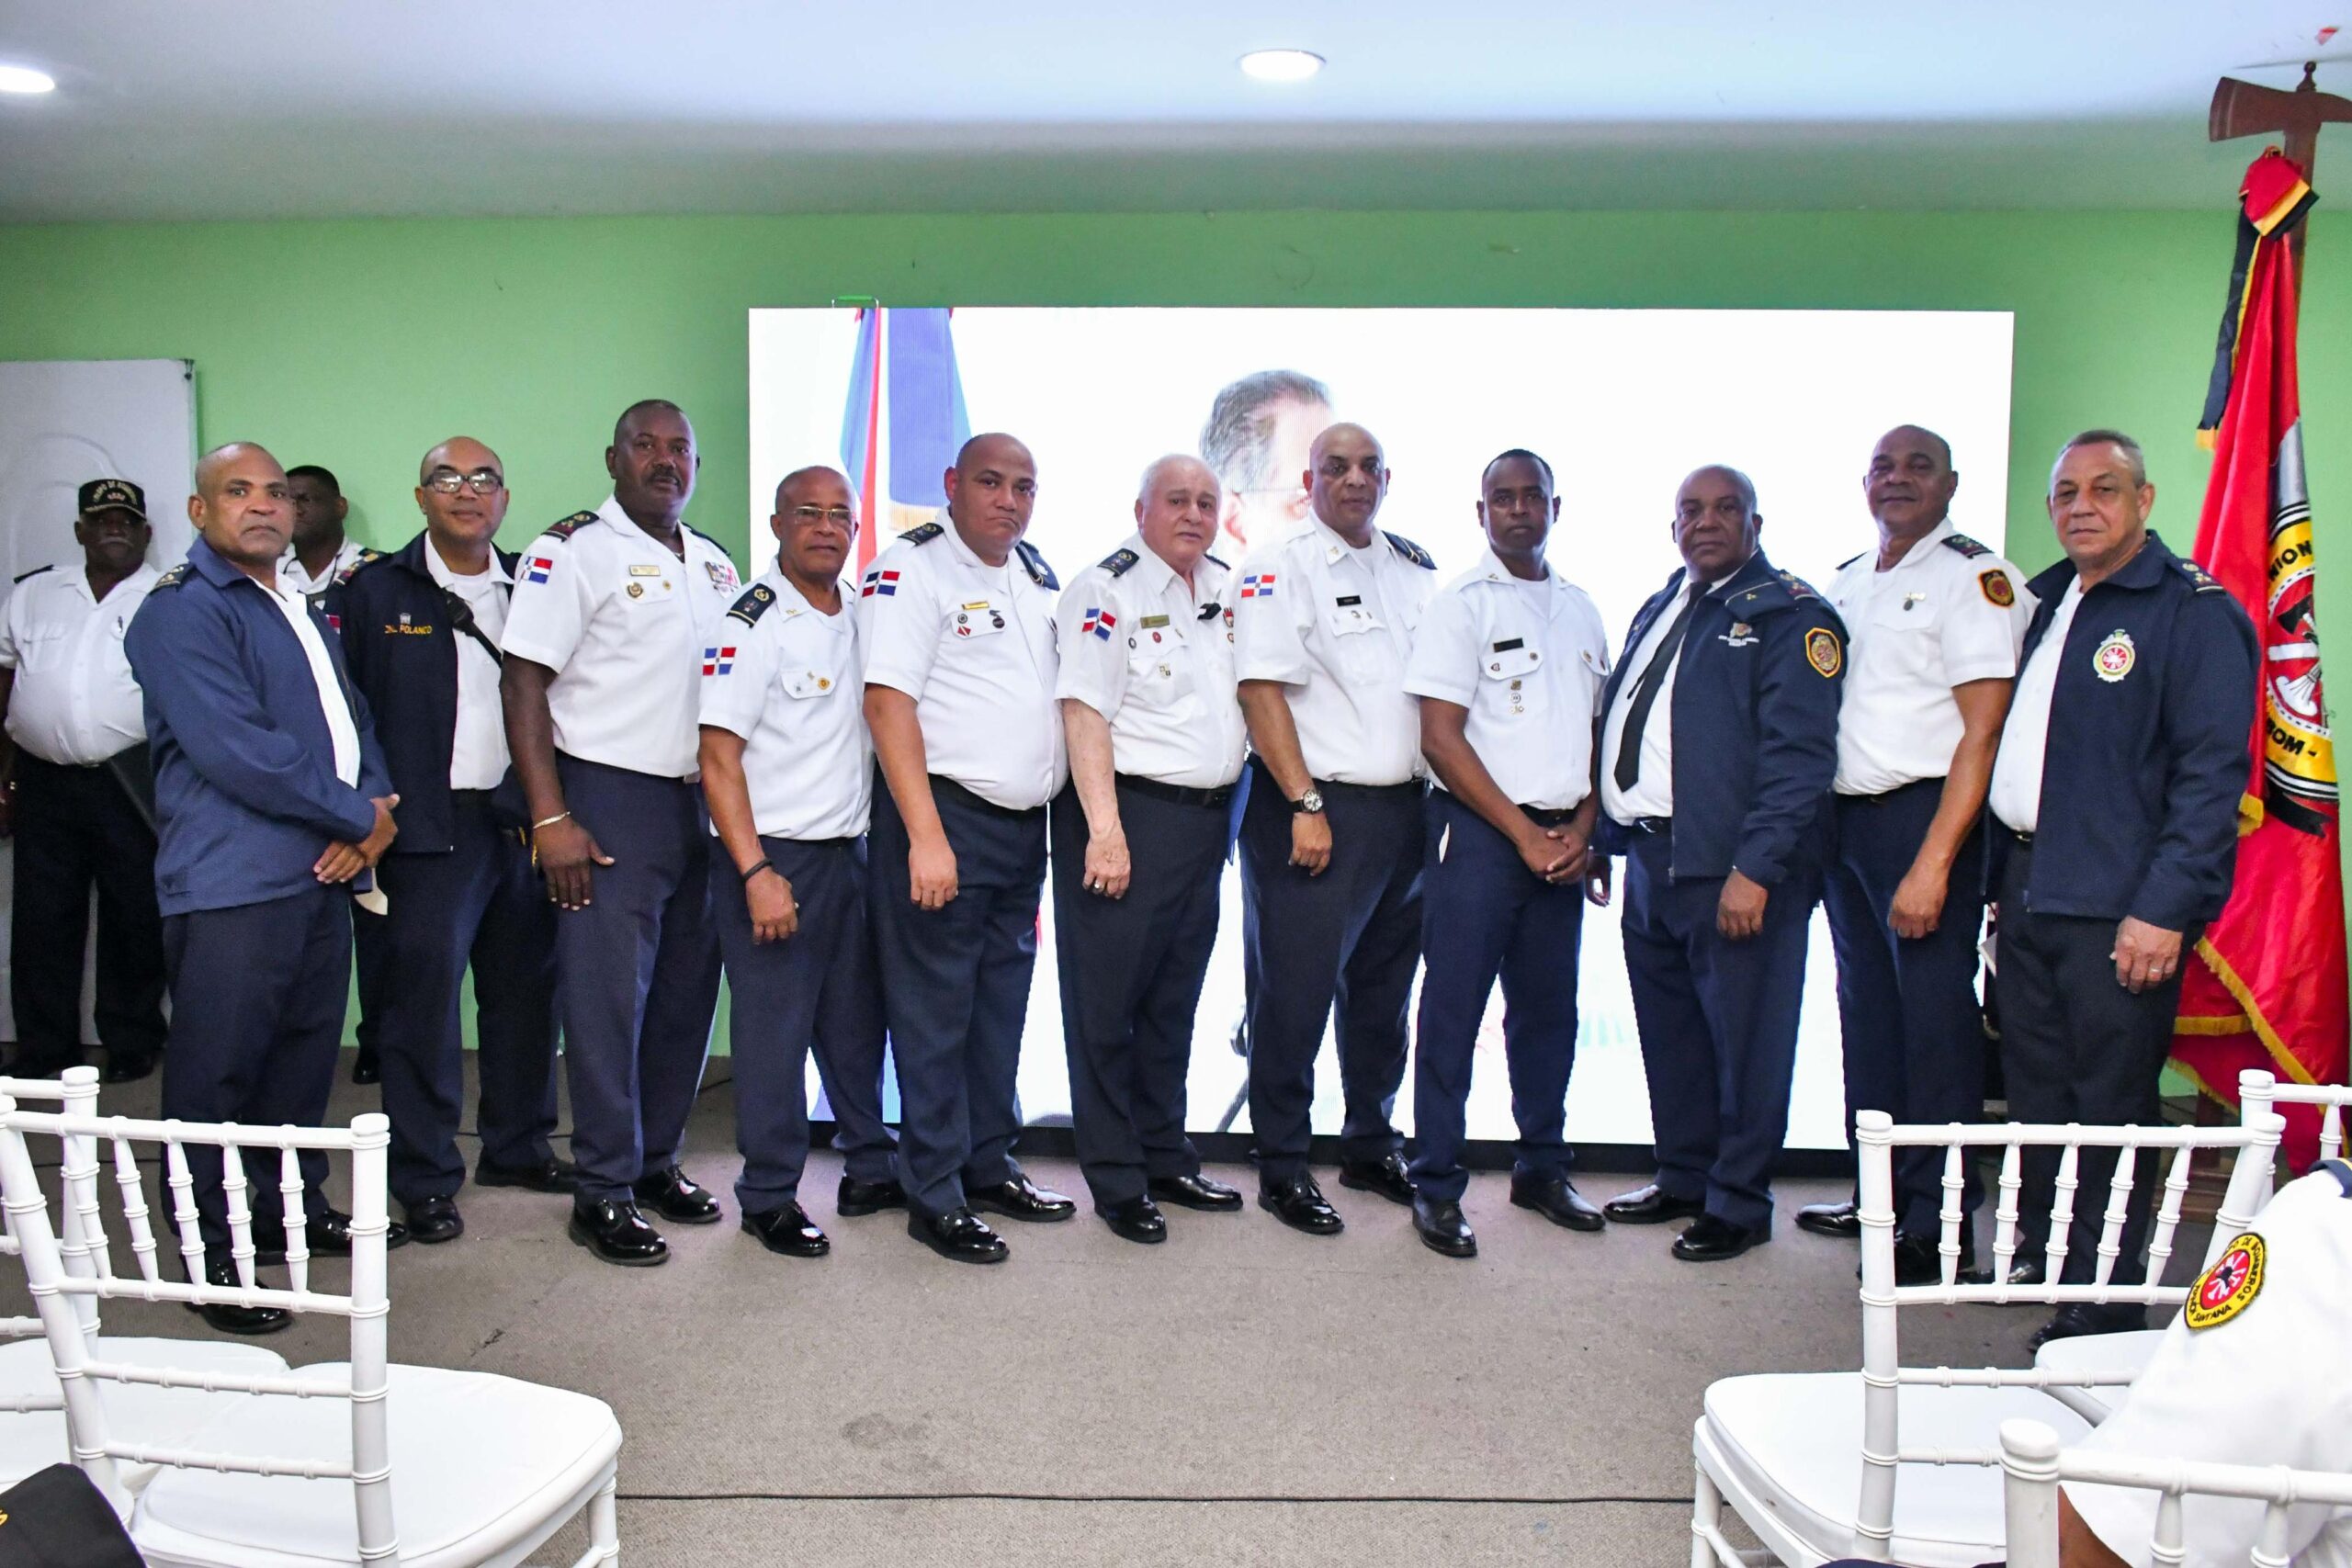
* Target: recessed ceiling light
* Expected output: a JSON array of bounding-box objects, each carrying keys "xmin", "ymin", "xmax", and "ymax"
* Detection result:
[
  {"xmin": 1238, "ymin": 49, "xmax": 1324, "ymax": 83},
  {"xmin": 0, "ymin": 64, "xmax": 56, "ymax": 96}
]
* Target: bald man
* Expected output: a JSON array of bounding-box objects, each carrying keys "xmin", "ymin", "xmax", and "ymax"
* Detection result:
[
  {"xmin": 125, "ymin": 442, "xmax": 401, "ymax": 1333},
  {"xmin": 326, "ymin": 438, "xmax": 567, "ymax": 1247},
  {"xmin": 1049, "ymin": 456, "xmax": 1249, "ymax": 1243},
  {"xmin": 862, "ymin": 433, "xmax": 1073, "ymax": 1263},
  {"xmin": 1593, "ymin": 466, "xmax": 1845, "ymax": 1262}
]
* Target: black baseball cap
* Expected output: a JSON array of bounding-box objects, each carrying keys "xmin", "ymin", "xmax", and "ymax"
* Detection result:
[{"xmin": 76, "ymin": 479, "xmax": 147, "ymax": 522}]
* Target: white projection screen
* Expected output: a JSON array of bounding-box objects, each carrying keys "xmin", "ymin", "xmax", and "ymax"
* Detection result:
[{"xmin": 749, "ymin": 306, "xmax": 2016, "ymax": 1150}]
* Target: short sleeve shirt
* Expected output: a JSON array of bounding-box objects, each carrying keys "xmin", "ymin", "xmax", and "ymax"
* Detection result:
[
  {"xmin": 500, "ymin": 496, "xmax": 742, "ymax": 780},
  {"xmin": 1053, "ymin": 535, "xmax": 1246, "ymax": 790},
  {"xmin": 1828, "ymin": 522, "xmax": 2035, "ymax": 795},
  {"xmin": 1232, "ymin": 519, "xmax": 1437, "ymax": 785},
  {"xmin": 1403, "ymin": 549, "xmax": 1610, "ymax": 811},
  {"xmin": 277, "ymin": 537, "xmax": 370, "ymax": 602},
  {"xmin": 697, "ymin": 569, "xmax": 870, "ymax": 841},
  {"xmin": 0, "ymin": 563, "xmax": 160, "ymax": 765},
  {"xmin": 857, "ymin": 524, "xmax": 1066, "ymax": 811}
]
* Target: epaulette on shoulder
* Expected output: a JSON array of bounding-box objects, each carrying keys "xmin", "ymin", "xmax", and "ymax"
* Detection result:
[
  {"xmin": 726, "ymin": 582, "xmax": 779, "ymax": 626},
  {"xmin": 153, "ymin": 563, "xmax": 191, "ymax": 590},
  {"xmin": 1837, "ymin": 550, "xmax": 1867, "ymax": 571},
  {"xmin": 1204, "ymin": 550, "xmax": 1231, "ymax": 571},
  {"xmin": 545, "ymin": 511, "xmax": 597, "ymax": 541},
  {"xmin": 1099, "ymin": 547, "xmax": 1140, "ymax": 578},
  {"xmin": 1016, "ymin": 539, "xmax": 1058, "ymax": 592},
  {"xmin": 1384, "ymin": 531, "xmax": 1436, "ymax": 570},
  {"xmin": 1941, "ymin": 533, "xmax": 1992, "ymax": 559},
  {"xmin": 902, "ymin": 521, "xmax": 944, "ymax": 547},
  {"xmin": 2176, "ymin": 558, "xmax": 2228, "ymax": 593},
  {"xmin": 1777, "ymin": 569, "xmax": 1823, "ymax": 602},
  {"xmin": 333, "ymin": 548, "xmax": 384, "ymax": 586},
  {"xmin": 10, "ymin": 564, "xmax": 52, "ymax": 586}
]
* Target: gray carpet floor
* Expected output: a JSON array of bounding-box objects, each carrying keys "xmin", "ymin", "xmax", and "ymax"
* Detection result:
[{"xmin": 6, "ymin": 1057, "xmax": 2196, "ymax": 1567}]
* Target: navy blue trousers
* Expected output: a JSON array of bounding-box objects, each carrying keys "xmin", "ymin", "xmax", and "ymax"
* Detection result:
[
  {"xmin": 713, "ymin": 834, "xmax": 897, "ymax": 1213},
  {"xmin": 1049, "ymin": 782, "xmax": 1221, "ymax": 1206},
  {"xmin": 551, "ymin": 754, "xmax": 720, "ymax": 1203},
  {"xmin": 1620, "ymin": 827, "xmax": 1813, "ymax": 1232},
  {"xmin": 9, "ymin": 753, "xmax": 165, "ymax": 1069},
  {"xmin": 362, "ymin": 793, "xmax": 560, "ymax": 1205},
  {"xmin": 869, "ymin": 775, "xmax": 1044, "ymax": 1220},
  {"xmin": 1823, "ymin": 783, "xmax": 1987, "ymax": 1234},
  {"xmin": 1408, "ymin": 790, "xmax": 1584, "ymax": 1202},
  {"xmin": 1238, "ymin": 762, "xmax": 1421, "ymax": 1185},
  {"xmin": 161, "ymin": 884, "xmax": 347, "ymax": 1260}
]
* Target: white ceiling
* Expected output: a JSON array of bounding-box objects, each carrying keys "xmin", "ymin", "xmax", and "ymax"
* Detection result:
[{"xmin": 0, "ymin": 3, "xmax": 2343, "ymax": 220}]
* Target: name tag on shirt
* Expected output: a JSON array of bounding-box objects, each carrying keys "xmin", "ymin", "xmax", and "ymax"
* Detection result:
[{"xmin": 628, "ymin": 564, "xmax": 663, "ymax": 578}]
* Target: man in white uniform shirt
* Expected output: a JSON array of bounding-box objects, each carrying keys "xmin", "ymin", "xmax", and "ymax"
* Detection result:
[
  {"xmin": 329, "ymin": 438, "xmax": 569, "ymax": 1247},
  {"xmin": 279, "ymin": 464, "xmax": 370, "ymax": 601},
  {"xmin": 862, "ymin": 432, "xmax": 1073, "ymax": 1264},
  {"xmin": 699, "ymin": 467, "xmax": 899, "ymax": 1260},
  {"xmin": 501, "ymin": 400, "xmax": 740, "ymax": 1267},
  {"xmin": 1401, "ymin": 449, "xmax": 1611, "ymax": 1258},
  {"xmin": 0, "ymin": 479, "xmax": 166, "ymax": 1082},
  {"xmin": 1233, "ymin": 422, "xmax": 1439, "ymax": 1237},
  {"xmin": 1050, "ymin": 455, "xmax": 1250, "ymax": 1246},
  {"xmin": 1800, "ymin": 426, "xmax": 2031, "ymax": 1284}
]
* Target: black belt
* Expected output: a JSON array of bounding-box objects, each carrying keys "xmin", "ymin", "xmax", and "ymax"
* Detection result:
[
  {"xmin": 1620, "ymin": 815, "xmax": 1671, "ymax": 835},
  {"xmin": 1115, "ymin": 773, "xmax": 1235, "ymax": 809},
  {"xmin": 2006, "ymin": 826, "xmax": 2033, "ymax": 848},
  {"xmin": 1518, "ymin": 803, "xmax": 1582, "ymax": 828},
  {"xmin": 1841, "ymin": 777, "xmax": 1944, "ymax": 806},
  {"xmin": 1247, "ymin": 757, "xmax": 1423, "ymax": 801},
  {"xmin": 777, "ymin": 834, "xmax": 858, "ymax": 852},
  {"xmin": 929, "ymin": 774, "xmax": 1044, "ymax": 820}
]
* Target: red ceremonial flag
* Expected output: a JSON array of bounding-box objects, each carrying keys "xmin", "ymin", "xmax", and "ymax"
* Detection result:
[{"xmin": 2173, "ymin": 148, "xmax": 2349, "ymax": 1168}]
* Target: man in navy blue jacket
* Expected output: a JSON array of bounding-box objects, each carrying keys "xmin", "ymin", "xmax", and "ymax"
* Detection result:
[
  {"xmin": 329, "ymin": 437, "xmax": 568, "ymax": 1248},
  {"xmin": 125, "ymin": 442, "xmax": 404, "ymax": 1335},
  {"xmin": 1592, "ymin": 465, "xmax": 1846, "ymax": 1262},
  {"xmin": 1986, "ymin": 429, "xmax": 2258, "ymax": 1347}
]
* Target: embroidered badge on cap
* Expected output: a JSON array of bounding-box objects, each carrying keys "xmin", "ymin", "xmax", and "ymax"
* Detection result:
[
  {"xmin": 2094, "ymin": 628, "xmax": 2136, "ymax": 682},
  {"xmin": 701, "ymin": 646, "xmax": 735, "ymax": 676},
  {"xmin": 1804, "ymin": 627, "xmax": 1842, "ymax": 677},
  {"xmin": 2184, "ymin": 1231, "xmax": 2265, "ymax": 1330},
  {"xmin": 1979, "ymin": 570, "xmax": 2016, "ymax": 608}
]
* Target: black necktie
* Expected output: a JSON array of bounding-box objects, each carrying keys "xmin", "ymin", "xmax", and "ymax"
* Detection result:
[{"xmin": 1613, "ymin": 584, "xmax": 1702, "ymax": 793}]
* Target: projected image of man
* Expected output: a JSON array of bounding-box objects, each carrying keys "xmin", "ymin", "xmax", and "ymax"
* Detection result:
[{"xmin": 1200, "ymin": 370, "xmax": 1334, "ymax": 554}]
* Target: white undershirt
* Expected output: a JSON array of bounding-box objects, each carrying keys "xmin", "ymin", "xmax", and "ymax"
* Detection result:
[
  {"xmin": 268, "ymin": 578, "xmax": 360, "ymax": 788},
  {"xmin": 1987, "ymin": 578, "xmax": 2086, "ymax": 836},
  {"xmin": 425, "ymin": 540, "xmax": 513, "ymax": 790}
]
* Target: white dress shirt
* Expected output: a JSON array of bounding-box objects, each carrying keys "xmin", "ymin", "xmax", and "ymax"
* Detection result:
[
  {"xmin": 1232, "ymin": 519, "xmax": 1437, "ymax": 786},
  {"xmin": 858, "ymin": 523, "xmax": 1066, "ymax": 811},
  {"xmin": 1600, "ymin": 580, "xmax": 1708, "ymax": 824},
  {"xmin": 1054, "ymin": 535, "xmax": 1246, "ymax": 790},
  {"xmin": 277, "ymin": 536, "xmax": 370, "ymax": 600},
  {"xmin": 0, "ymin": 562, "xmax": 161, "ymax": 765},
  {"xmin": 698, "ymin": 569, "xmax": 871, "ymax": 840},
  {"xmin": 1829, "ymin": 522, "xmax": 2035, "ymax": 795},
  {"xmin": 266, "ymin": 578, "xmax": 360, "ymax": 788},
  {"xmin": 500, "ymin": 496, "xmax": 743, "ymax": 780},
  {"xmin": 1988, "ymin": 577, "xmax": 2086, "ymax": 835},
  {"xmin": 1404, "ymin": 549, "xmax": 1610, "ymax": 811},
  {"xmin": 424, "ymin": 539, "xmax": 513, "ymax": 791}
]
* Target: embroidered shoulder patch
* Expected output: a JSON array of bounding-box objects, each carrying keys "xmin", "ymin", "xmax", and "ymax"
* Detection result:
[
  {"xmin": 1941, "ymin": 533, "xmax": 1992, "ymax": 559},
  {"xmin": 1978, "ymin": 569, "xmax": 2016, "ymax": 608},
  {"xmin": 1778, "ymin": 570, "xmax": 1822, "ymax": 602},
  {"xmin": 1100, "ymin": 547, "xmax": 1140, "ymax": 578},
  {"xmin": 726, "ymin": 584, "xmax": 778, "ymax": 626},
  {"xmin": 1384, "ymin": 531, "xmax": 1436, "ymax": 570},
  {"xmin": 10, "ymin": 564, "xmax": 52, "ymax": 586},
  {"xmin": 1016, "ymin": 540, "xmax": 1058, "ymax": 591},
  {"xmin": 902, "ymin": 521, "xmax": 944, "ymax": 547},
  {"xmin": 545, "ymin": 511, "xmax": 596, "ymax": 541},
  {"xmin": 153, "ymin": 563, "xmax": 191, "ymax": 589},
  {"xmin": 2185, "ymin": 1232, "xmax": 2265, "ymax": 1330},
  {"xmin": 1804, "ymin": 626, "xmax": 1843, "ymax": 678}
]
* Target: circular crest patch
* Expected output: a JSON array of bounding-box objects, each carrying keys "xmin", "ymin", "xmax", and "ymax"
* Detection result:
[
  {"xmin": 1979, "ymin": 570, "xmax": 2016, "ymax": 608},
  {"xmin": 2184, "ymin": 1232, "xmax": 2265, "ymax": 1330},
  {"xmin": 1804, "ymin": 627, "xmax": 1842, "ymax": 678},
  {"xmin": 2094, "ymin": 628, "xmax": 2136, "ymax": 682}
]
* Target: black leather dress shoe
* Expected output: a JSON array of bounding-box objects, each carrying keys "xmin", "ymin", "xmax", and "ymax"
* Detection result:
[
  {"xmin": 1412, "ymin": 1194, "xmax": 1477, "ymax": 1258},
  {"xmin": 909, "ymin": 1206, "xmax": 1008, "ymax": 1264},
  {"xmin": 967, "ymin": 1176, "xmax": 1077, "ymax": 1223},
  {"xmin": 404, "ymin": 1196, "xmax": 464, "ymax": 1246},
  {"xmin": 476, "ymin": 1156, "xmax": 580, "ymax": 1194},
  {"xmin": 350, "ymin": 1049, "xmax": 380, "ymax": 1086},
  {"xmin": 1510, "ymin": 1173, "xmax": 1606, "ymax": 1232},
  {"xmin": 633, "ymin": 1166, "xmax": 721, "ymax": 1225},
  {"xmin": 1603, "ymin": 1184, "xmax": 1707, "ymax": 1225},
  {"xmin": 1337, "ymin": 1153, "xmax": 1414, "ymax": 1206},
  {"xmin": 569, "ymin": 1199, "xmax": 669, "ymax": 1266},
  {"xmin": 186, "ymin": 1258, "xmax": 290, "ymax": 1337},
  {"xmin": 743, "ymin": 1202, "xmax": 830, "ymax": 1258},
  {"xmin": 2029, "ymin": 1302, "xmax": 2147, "ymax": 1350},
  {"xmin": 101, "ymin": 1052, "xmax": 157, "ymax": 1085},
  {"xmin": 1258, "ymin": 1175, "xmax": 1343, "ymax": 1235},
  {"xmin": 1671, "ymin": 1213, "xmax": 1770, "ymax": 1262},
  {"xmin": 1099, "ymin": 1195, "xmax": 1167, "ymax": 1245},
  {"xmin": 837, "ymin": 1175, "xmax": 909, "ymax": 1216},
  {"xmin": 254, "ymin": 1208, "xmax": 409, "ymax": 1264},
  {"xmin": 1795, "ymin": 1199, "xmax": 1861, "ymax": 1238},
  {"xmin": 1148, "ymin": 1173, "xmax": 1243, "ymax": 1212},
  {"xmin": 1962, "ymin": 1254, "xmax": 2045, "ymax": 1287},
  {"xmin": 1892, "ymin": 1226, "xmax": 1976, "ymax": 1287}
]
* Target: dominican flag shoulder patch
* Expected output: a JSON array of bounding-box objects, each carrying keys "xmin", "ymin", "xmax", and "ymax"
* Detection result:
[
  {"xmin": 702, "ymin": 646, "xmax": 736, "ymax": 676},
  {"xmin": 1239, "ymin": 572, "xmax": 1275, "ymax": 600},
  {"xmin": 861, "ymin": 569, "xmax": 901, "ymax": 599},
  {"xmin": 1081, "ymin": 607, "xmax": 1116, "ymax": 640},
  {"xmin": 524, "ymin": 556, "xmax": 555, "ymax": 585}
]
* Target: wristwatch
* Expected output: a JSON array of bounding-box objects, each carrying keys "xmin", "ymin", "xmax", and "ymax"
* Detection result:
[{"xmin": 1291, "ymin": 787, "xmax": 1326, "ymax": 816}]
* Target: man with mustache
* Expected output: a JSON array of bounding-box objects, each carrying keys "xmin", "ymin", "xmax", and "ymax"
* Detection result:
[
  {"xmin": 1050, "ymin": 454, "xmax": 1249, "ymax": 1245},
  {"xmin": 501, "ymin": 400, "xmax": 741, "ymax": 1267},
  {"xmin": 1594, "ymin": 465, "xmax": 1844, "ymax": 1263},
  {"xmin": 327, "ymin": 438, "xmax": 568, "ymax": 1247},
  {"xmin": 862, "ymin": 433, "xmax": 1072, "ymax": 1264},
  {"xmin": 0, "ymin": 479, "xmax": 168, "ymax": 1083}
]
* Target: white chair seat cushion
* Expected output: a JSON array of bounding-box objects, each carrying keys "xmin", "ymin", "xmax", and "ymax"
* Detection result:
[
  {"xmin": 1701, "ymin": 1371, "xmax": 2094, "ymax": 1567},
  {"xmin": 130, "ymin": 1362, "xmax": 619, "ymax": 1568},
  {"xmin": 2030, "ymin": 1327, "xmax": 2168, "ymax": 1422},
  {"xmin": 0, "ymin": 1335, "xmax": 290, "ymax": 1492}
]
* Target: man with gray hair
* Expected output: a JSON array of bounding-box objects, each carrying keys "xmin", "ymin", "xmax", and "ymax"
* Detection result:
[
  {"xmin": 1049, "ymin": 455, "xmax": 1249, "ymax": 1243},
  {"xmin": 1199, "ymin": 370, "xmax": 1334, "ymax": 553},
  {"xmin": 1986, "ymin": 428, "xmax": 2256, "ymax": 1346}
]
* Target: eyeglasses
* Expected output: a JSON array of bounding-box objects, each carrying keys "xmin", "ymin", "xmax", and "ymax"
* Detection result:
[
  {"xmin": 789, "ymin": 505, "xmax": 857, "ymax": 529},
  {"xmin": 424, "ymin": 469, "xmax": 505, "ymax": 495}
]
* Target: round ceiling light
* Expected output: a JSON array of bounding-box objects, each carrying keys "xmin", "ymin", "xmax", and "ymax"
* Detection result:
[
  {"xmin": 0, "ymin": 63, "xmax": 57, "ymax": 95},
  {"xmin": 1238, "ymin": 49, "xmax": 1324, "ymax": 83}
]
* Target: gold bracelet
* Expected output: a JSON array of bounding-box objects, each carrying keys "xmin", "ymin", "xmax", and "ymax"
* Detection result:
[{"xmin": 532, "ymin": 810, "xmax": 571, "ymax": 831}]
